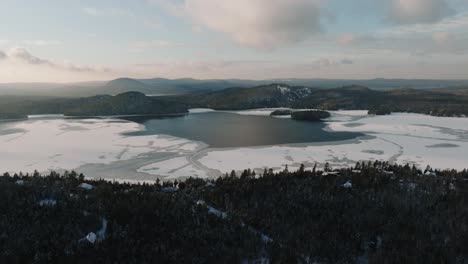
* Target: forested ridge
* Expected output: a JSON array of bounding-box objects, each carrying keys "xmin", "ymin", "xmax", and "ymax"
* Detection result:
[
  {"xmin": 0, "ymin": 92, "xmax": 188, "ymax": 118},
  {"xmin": 3, "ymin": 84, "xmax": 468, "ymax": 119},
  {"xmin": 157, "ymin": 84, "xmax": 468, "ymax": 117},
  {"xmin": 1, "ymin": 161, "xmax": 467, "ymax": 263}
]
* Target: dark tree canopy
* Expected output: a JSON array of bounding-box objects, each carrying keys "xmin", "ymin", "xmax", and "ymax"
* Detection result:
[{"xmin": 0, "ymin": 161, "xmax": 467, "ymax": 263}]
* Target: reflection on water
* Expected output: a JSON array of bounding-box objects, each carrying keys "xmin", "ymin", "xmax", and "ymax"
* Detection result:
[{"xmin": 124, "ymin": 112, "xmax": 363, "ymax": 148}]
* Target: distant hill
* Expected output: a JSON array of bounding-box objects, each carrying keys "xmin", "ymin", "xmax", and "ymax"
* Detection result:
[
  {"xmin": 46, "ymin": 78, "xmax": 173, "ymax": 97},
  {"xmin": 160, "ymin": 83, "xmax": 468, "ymax": 117},
  {"xmin": 3, "ymin": 79, "xmax": 468, "ymax": 117},
  {"xmin": 0, "ymin": 92, "xmax": 188, "ymax": 118},
  {"xmin": 64, "ymin": 91, "xmax": 188, "ymax": 116},
  {"xmin": 431, "ymin": 86, "xmax": 468, "ymax": 95},
  {"xmin": 2, "ymin": 78, "xmax": 468, "ymax": 98},
  {"xmin": 164, "ymin": 84, "xmax": 317, "ymax": 110},
  {"xmin": 0, "ymin": 78, "xmax": 262, "ymax": 97},
  {"xmin": 137, "ymin": 78, "xmax": 270, "ymax": 94},
  {"xmin": 98, "ymin": 78, "xmax": 155, "ymax": 95}
]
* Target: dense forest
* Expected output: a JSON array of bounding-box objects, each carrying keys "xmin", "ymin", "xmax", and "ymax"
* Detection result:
[
  {"xmin": 291, "ymin": 110, "xmax": 331, "ymax": 121},
  {"xmin": 3, "ymin": 84, "xmax": 468, "ymax": 119},
  {"xmin": 0, "ymin": 92, "xmax": 188, "ymax": 118},
  {"xmin": 162, "ymin": 84, "xmax": 468, "ymax": 117},
  {"xmin": 1, "ymin": 162, "xmax": 467, "ymax": 263},
  {"xmin": 0, "ymin": 112, "xmax": 27, "ymax": 120}
]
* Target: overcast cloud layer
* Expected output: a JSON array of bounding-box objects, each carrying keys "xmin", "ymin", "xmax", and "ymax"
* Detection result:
[
  {"xmin": 387, "ymin": 0, "xmax": 454, "ymax": 24},
  {"xmin": 0, "ymin": 0, "xmax": 467, "ymax": 82},
  {"xmin": 182, "ymin": 0, "xmax": 324, "ymax": 49}
]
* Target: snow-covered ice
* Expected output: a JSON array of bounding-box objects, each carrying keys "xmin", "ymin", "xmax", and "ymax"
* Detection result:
[
  {"xmin": 137, "ymin": 157, "xmax": 208, "ymax": 179},
  {"xmin": 197, "ymin": 111, "xmax": 468, "ymax": 173},
  {"xmin": 0, "ymin": 117, "xmax": 205, "ymax": 179},
  {"xmin": 1, "ymin": 110, "xmax": 467, "ymax": 180}
]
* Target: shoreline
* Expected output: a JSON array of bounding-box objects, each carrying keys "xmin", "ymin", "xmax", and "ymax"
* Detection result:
[{"xmin": 1, "ymin": 108, "xmax": 467, "ymax": 181}]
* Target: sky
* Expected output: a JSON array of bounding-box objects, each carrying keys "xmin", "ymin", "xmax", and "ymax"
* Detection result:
[{"xmin": 0, "ymin": 0, "xmax": 467, "ymax": 82}]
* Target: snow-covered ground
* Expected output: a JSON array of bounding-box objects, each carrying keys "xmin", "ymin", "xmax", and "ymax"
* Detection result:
[
  {"xmin": 198, "ymin": 110, "xmax": 468, "ymax": 173},
  {"xmin": 0, "ymin": 117, "xmax": 207, "ymax": 180},
  {"xmin": 137, "ymin": 156, "xmax": 209, "ymax": 179},
  {"xmin": 1, "ymin": 110, "xmax": 467, "ymax": 181}
]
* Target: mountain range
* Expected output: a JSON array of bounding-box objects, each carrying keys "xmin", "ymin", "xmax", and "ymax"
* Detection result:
[
  {"xmin": 1, "ymin": 77, "xmax": 468, "ymax": 98},
  {"xmin": 163, "ymin": 84, "xmax": 468, "ymax": 116},
  {"xmin": 2, "ymin": 81, "xmax": 468, "ymax": 118}
]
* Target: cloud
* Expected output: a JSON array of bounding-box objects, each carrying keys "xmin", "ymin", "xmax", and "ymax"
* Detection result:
[
  {"xmin": 130, "ymin": 40, "xmax": 183, "ymax": 49},
  {"xmin": 8, "ymin": 47, "xmax": 51, "ymax": 65},
  {"xmin": 331, "ymin": 12, "xmax": 468, "ymax": 57},
  {"xmin": 82, "ymin": 7, "xmax": 101, "ymax": 16},
  {"xmin": 387, "ymin": 0, "xmax": 454, "ymax": 25},
  {"xmin": 125, "ymin": 57, "xmax": 351, "ymax": 79},
  {"xmin": 432, "ymin": 31, "xmax": 450, "ymax": 44},
  {"xmin": 6, "ymin": 47, "xmax": 109, "ymax": 72},
  {"xmin": 0, "ymin": 50, "xmax": 6, "ymax": 60},
  {"xmin": 341, "ymin": 59, "xmax": 354, "ymax": 64},
  {"xmin": 178, "ymin": 0, "xmax": 324, "ymax": 49},
  {"xmin": 337, "ymin": 33, "xmax": 357, "ymax": 45},
  {"xmin": 337, "ymin": 33, "xmax": 377, "ymax": 46}
]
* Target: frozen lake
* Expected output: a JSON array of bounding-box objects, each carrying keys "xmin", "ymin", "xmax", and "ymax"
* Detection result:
[
  {"xmin": 1, "ymin": 110, "xmax": 467, "ymax": 181},
  {"xmin": 124, "ymin": 111, "xmax": 361, "ymax": 147}
]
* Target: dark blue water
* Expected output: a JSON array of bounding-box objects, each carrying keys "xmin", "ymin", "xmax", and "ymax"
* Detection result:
[{"xmin": 124, "ymin": 112, "xmax": 362, "ymax": 148}]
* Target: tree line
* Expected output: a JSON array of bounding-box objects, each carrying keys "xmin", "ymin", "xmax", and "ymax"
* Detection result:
[{"xmin": 0, "ymin": 161, "xmax": 467, "ymax": 263}]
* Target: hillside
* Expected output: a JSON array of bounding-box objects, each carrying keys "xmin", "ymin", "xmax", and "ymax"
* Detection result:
[
  {"xmin": 163, "ymin": 84, "xmax": 317, "ymax": 110},
  {"xmin": 0, "ymin": 92, "xmax": 188, "ymax": 117},
  {"xmin": 3, "ymin": 83, "xmax": 468, "ymax": 118},
  {"xmin": 0, "ymin": 78, "xmax": 262, "ymax": 98},
  {"xmin": 159, "ymin": 84, "xmax": 468, "ymax": 117},
  {"xmin": 3, "ymin": 78, "xmax": 468, "ymax": 98},
  {"xmin": 293, "ymin": 85, "xmax": 468, "ymax": 116},
  {"xmin": 52, "ymin": 78, "xmax": 183, "ymax": 97},
  {"xmin": 98, "ymin": 78, "xmax": 156, "ymax": 95}
]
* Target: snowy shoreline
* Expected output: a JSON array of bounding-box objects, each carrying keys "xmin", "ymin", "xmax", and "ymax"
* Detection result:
[{"xmin": 0, "ymin": 109, "xmax": 467, "ymax": 182}]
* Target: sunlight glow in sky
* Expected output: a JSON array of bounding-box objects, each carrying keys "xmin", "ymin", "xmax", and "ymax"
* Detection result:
[{"xmin": 0, "ymin": 0, "xmax": 467, "ymax": 82}]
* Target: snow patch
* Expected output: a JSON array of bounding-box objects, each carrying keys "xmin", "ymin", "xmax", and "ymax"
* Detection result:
[
  {"xmin": 342, "ymin": 181, "xmax": 353, "ymax": 188},
  {"xmin": 78, "ymin": 183, "xmax": 93, "ymax": 190},
  {"xmin": 85, "ymin": 232, "xmax": 97, "ymax": 244},
  {"xmin": 38, "ymin": 199, "xmax": 56, "ymax": 207}
]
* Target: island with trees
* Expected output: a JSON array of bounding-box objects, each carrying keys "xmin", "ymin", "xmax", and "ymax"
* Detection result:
[
  {"xmin": 0, "ymin": 112, "xmax": 28, "ymax": 121},
  {"xmin": 269, "ymin": 109, "xmax": 293, "ymax": 116},
  {"xmin": 291, "ymin": 110, "xmax": 331, "ymax": 121}
]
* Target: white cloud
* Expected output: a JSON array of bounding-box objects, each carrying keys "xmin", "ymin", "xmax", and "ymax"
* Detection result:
[
  {"xmin": 337, "ymin": 33, "xmax": 357, "ymax": 45},
  {"xmin": 8, "ymin": 47, "xmax": 51, "ymax": 65},
  {"xmin": 82, "ymin": 7, "xmax": 101, "ymax": 16},
  {"xmin": 329, "ymin": 12, "xmax": 468, "ymax": 57},
  {"xmin": 433, "ymin": 31, "xmax": 450, "ymax": 44},
  {"xmin": 130, "ymin": 40, "xmax": 183, "ymax": 49},
  {"xmin": 178, "ymin": 0, "xmax": 325, "ymax": 49},
  {"xmin": 0, "ymin": 50, "xmax": 6, "ymax": 60},
  {"xmin": 341, "ymin": 59, "xmax": 354, "ymax": 64},
  {"xmin": 6, "ymin": 47, "xmax": 110, "ymax": 72},
  {"xmin": 337, "ymin": 33, "xmax": 377, "ymax": 46},
  {"xmin": 387, "ymin": 0, "xmax": 454, "ymax": 24}
]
